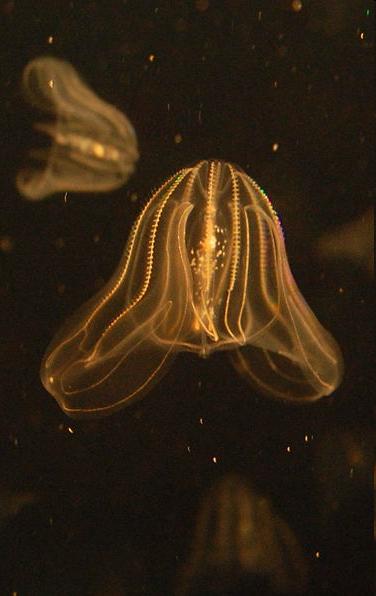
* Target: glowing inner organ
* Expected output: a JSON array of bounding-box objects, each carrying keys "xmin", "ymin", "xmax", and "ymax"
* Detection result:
[{"xmin": 188, "ymin": 162, "xmax": 242, "ymax": 350}]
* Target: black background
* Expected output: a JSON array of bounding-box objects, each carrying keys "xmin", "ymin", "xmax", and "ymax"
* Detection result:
[{"xmin": 0, "ymin": 1, "xmax": 374, "ymax": 594}]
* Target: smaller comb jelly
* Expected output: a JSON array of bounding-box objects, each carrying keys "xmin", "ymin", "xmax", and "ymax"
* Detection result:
[
  {"xmin": 176, "ymin": 475, "xmax": 309, "ymax": 595},
  {"xmin": 16, "ymin": 56, "xmax": 138, "ymax": 200},
  {"xmin": 41, "ymin": 160, "xmax": 343, "ymax": 417}
]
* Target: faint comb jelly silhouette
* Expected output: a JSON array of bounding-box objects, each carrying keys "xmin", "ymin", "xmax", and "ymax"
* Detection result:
[
  {"xmin": 176, "ymin": 475, "xmax": 309, "ymax": 595},
  {"xmin": 316, "ymin": 207, "xmax": 374, "ymax": 278},
  {"xmin": 16, "ymin": 56, "xmax": 138, "ymax": 200},
  {"xmin": 41, "ymin": 160, "xmax": 343, "ymax": 418}
]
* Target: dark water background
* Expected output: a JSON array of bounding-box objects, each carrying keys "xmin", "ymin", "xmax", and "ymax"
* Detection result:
[{"xmin": 0, "ymin": 1, "xmax": 374, "ymax": 594}]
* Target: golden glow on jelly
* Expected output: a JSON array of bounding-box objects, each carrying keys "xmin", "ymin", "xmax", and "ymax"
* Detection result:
[{"xmin": 41, "ymin": 160, "xmax": 343, "ymax": 417}]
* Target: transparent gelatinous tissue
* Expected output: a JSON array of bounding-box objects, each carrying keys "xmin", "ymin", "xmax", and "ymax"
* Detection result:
[
  {"xmin": 316, "ymin": 206, "xmax": 374, "ymax": 278},
  {"xmin": 176, "ymin": 475, "xmax": 309, "ymax": 595},
  {"xmin": 16, "ymin": 56, "xmax": 138, "ymax": 200},
  {"xmin": 41, "ymin": 160, "xmax": 343, "ymax": 418}
]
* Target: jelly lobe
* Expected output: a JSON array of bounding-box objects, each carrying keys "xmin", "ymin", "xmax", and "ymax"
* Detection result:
[
  {"xmin": 41, "ymin": 172, "xmax": 191, "ymax": 416},
  {"xmin": 41, "ymin": 160, "xmax": 343, "ymax": 417}
]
